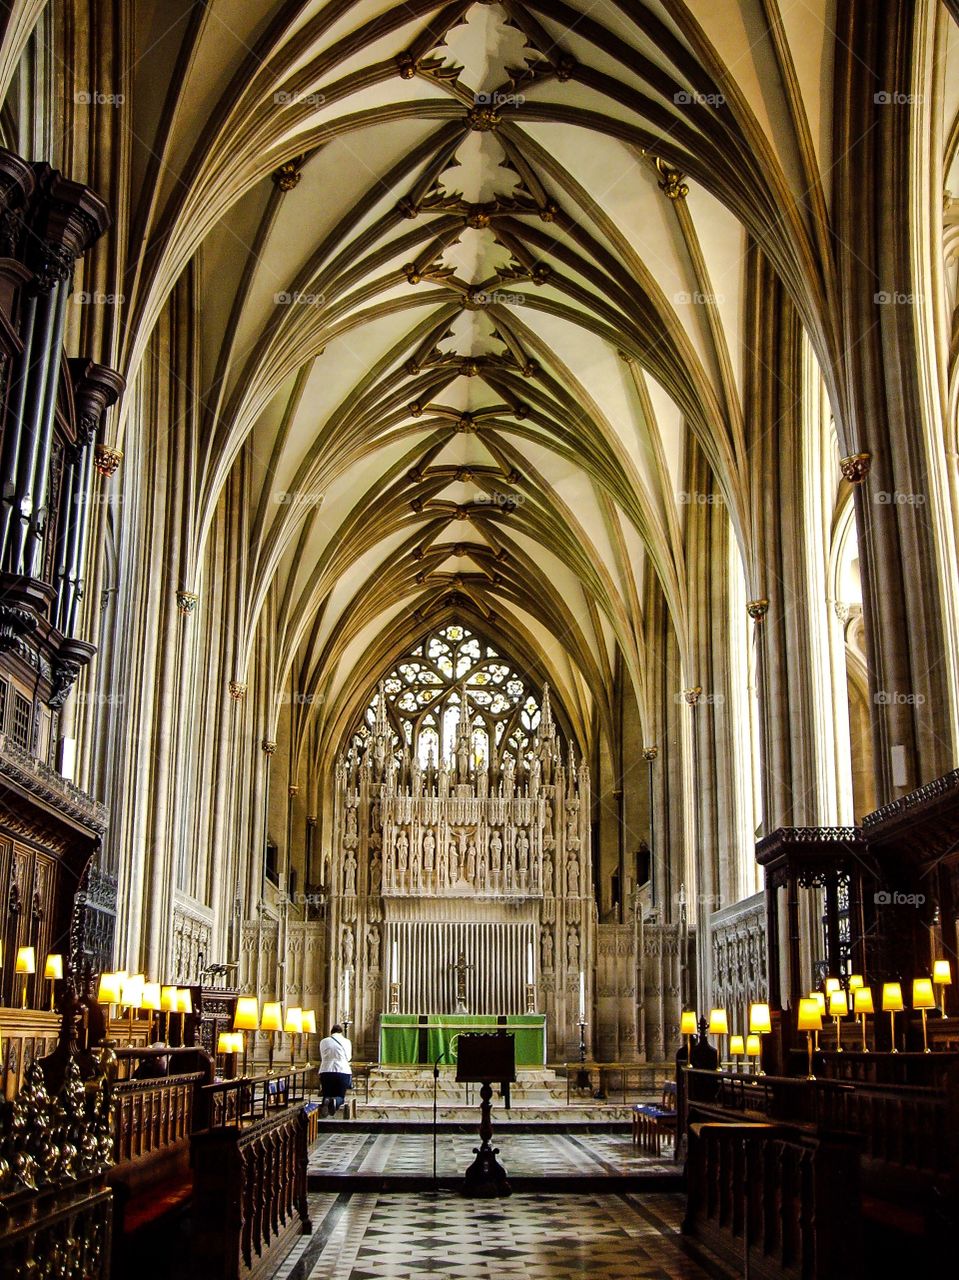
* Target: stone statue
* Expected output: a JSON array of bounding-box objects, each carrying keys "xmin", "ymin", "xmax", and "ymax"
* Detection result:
[
  {"xmin": 437, "ymin": 840, "xmax": 448, "ymax": 886},
  {"xmin": 478, "ymin": 848, "xmax": 488, "ymax": 887},
  {"xmin": 366, "ymin": 924, "xmax": 380, "ymax": 970},
  {"xmin": 516, "ymin": 829, "xmax": 529, "ymax": 873},
  {"xmin": 542, "ymin": 930, "xmax": 554, "ymax": 970},
  {"xmin": 490, "ymin": 829, "xmax": 503, "ymax": 872},
  {"xmin": 543, "ymin": 853, "xmax": 554, "ymax": 896},
  {"xmin": 448, "ymin": 837, "xmax": 458, "ymax": 884},
  {"xmin": 566, "ymin": 925, "xmax": 578, "ymax": 969},
  {"xmin": 423, "ymin": 830, "xmax": 436, "ymax": 873},
  {"xmin": 370, "ymin": 852, "xmax": 382, "ymax": 895},
  {"xmin": 567, "ymin": 855, "xmax": 580, "ymax": 897},
  {"xmin": 466, "ymin": 839, "xmax": 477, "ymax": 882},
  {"xmin": 342, "ymin": 925, "xmax": 355, "ymax": 968},
  {"xmin": 396, "ymin": 831, "xmax": 409, "ymax": 873},
  {"xmin": 343, "ymin": 850, "xmax": 357, "ymax": 896}
]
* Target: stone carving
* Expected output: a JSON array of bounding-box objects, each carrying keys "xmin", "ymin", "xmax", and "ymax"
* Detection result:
[
  {"xmin": 542, "ymin": 930, "xmax": 554, "ymax": 970},
  {"xmin": 366, "ymin": 924, "xmax": 380, "ymax": 971},
  {"xmin": 490, "ymin": 829, "xmax": 502, "ymax": 872},
  {"xmin": 396, "ymin": 831, "xmax": 409, "ymax": 872},
  {"xmin": 567, "ymin": 925, "xmax": 579, "ymax": 969},
  {"xmin": 341, "ymin": 925, "xmax": 354, "ymax": 968},
  {"xmin": 343, "ymin": 850, "xmax": 357, "ymax": 896},
  {"xmin": 567, "ymin": 855, "xmax": 580, "ymax": 898},
  {"xmin": 423, "ymin": 830, "xmax": 435, "ymax": 873},
  {"xmin": 543, "ymin": 853, "xmax": 553, "ymax": 896}
]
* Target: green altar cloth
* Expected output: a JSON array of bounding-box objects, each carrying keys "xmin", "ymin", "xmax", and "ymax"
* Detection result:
[{"xmin": 379, "ymin": 1013, "xmax": 546, "ymax": 1065}]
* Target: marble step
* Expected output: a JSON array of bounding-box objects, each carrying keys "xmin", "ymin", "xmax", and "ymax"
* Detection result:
[{"xmin": 354, "ymin": 1102, "xmax": 637, "ymax": 1123}]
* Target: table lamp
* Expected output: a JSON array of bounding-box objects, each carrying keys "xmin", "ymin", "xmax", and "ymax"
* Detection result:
[
  {"xmin": 912, "ymin": 978, "xmax": 935, "ymax": 1053},
  {"xmin": 284, "ymin": 1007, "xmax": 303, "ymax": 1066},
  {"xmin": 745, "ymin": 1034, "xmax": 762, "ymax": 1069},
  {"xmin": 933, "ymin": 959, "xmax": 952, "ymax": 1016},
  {"xmin": 97, "ymin": 970, "xmax": 122, "ymax": 1020},
  {"xmin": 824, "ymin": 977, "xmax": 841, "ymax": 996},
  {"xmin": 261, "ymin": 1001, "xmax": 283, "ymax": 1069},
  {"xmin": 828, "ymin": 988, "xmax": 848, "ymax": 1051},
  {"xmin": 882, "ymin": 982, "xmax": 904, "ymax": 1052},
  {"xmin": 122, "ymin": 974, "xmax": 145, "ymax": 1040},
  {"xmin": 301, "ymin": 1008, "xmax": 317, "ymax": 1058},
  {"xmin": 748, "ymin": 1002, "xmax": 771, "ymax": 1075},
  {"xmin": 43, "ymin": 954, "xmax": 63, "ymax": 1012},
  {"xmin": 160, "ymin": 985, "xmax": 178, "ymax": 1041},
  {"xmin": 797, "ymin": 997, "xmax": 823, "ymax": 1078},
  {"xmin": 848, "ymin": 974, "xmax": 864, "ymax": 992},
  {"xmin": 853, "ymin": 985, "xmax": 874, "ymax": 1050},
  {"xmin": 809, "ymin": 992, "xmax": 826, "ymax": 1050},
  {"xmin": 176, "ymin": 988, "xmax": 193, "ymax": 1045},
  {"xmin": 680, "ymin": 1009, "xmax": 697, "ymax": 1058},
  {"xmin": 233, "ymin": 996, "xmax": 260, "ymax": 1075},
  {"xmin": 141, "ymin": 981, "xmax": 161, "ymax": 1039},
  {"xmin": 15, "ymin": 946, "xmax": 35, "ymax": 1009},
  {"xmin": 729, "ymin": 1034, "xmax": 744, "ymax": 1069},
  {"xmin": 707, "ymin": 1008, "xmax": 728, "ymax": 1055}
]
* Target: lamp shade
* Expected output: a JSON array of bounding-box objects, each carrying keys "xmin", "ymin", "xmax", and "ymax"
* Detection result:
[
  {"xmin": 141, "ymin": 981, "xmax": 161, "ymax": 1011},
  {"xmin": 824, "ymin": 977, "xmax": 840, "ymax": 995},
  {"xmin": 43, "ymin": 954, "xmax": 63, "ymax": 982},
  {"xmin": 261, "ymin": 1001, "xmax": 283, "ymax": 1032},
  {"xmin": 933, "ymin": 959, "xmax": 952, "ymax": 986},
  {"xmin": 729, "ymin": 1034, "xmax": 745, "ymax": 1055},
  {"xmin": 745, "ymin": 1034, "xmax": 761, "ymax": 1056},
  {"xmin": 749, "ymin": 1002, "xmax": 772, "ymax": 1034},
  {"xmin": 15, "ymin": 946, "xmax": 36, "ymax": 975},
  {"xmin": 707, "ymin": 1008, "xmax": 728, "ymax": 1035},
  {"xmin": 216, "ymin": 1031, "xmax": 232, "ymax": 1054},
  {"xmin": 97, "ymin": 971, "xmax": 122, "ymax": 1003},
  {"xmin": 810, "ymin": 991, "xmax": 826, "ymax": 1015},
  {"xmin": 828, "ymin": 990, "xmax": 848, "ymax": 1017},
  {"xmin": 680, "ymin": 1010, "xmax": 698, "ymax": 1037},
  {"xmin": 233, "ymin": 996, "xmax": 259, "ymax": 1030},
  {"xmin": 122, "ymin": 974, "xmax": 145, "ymax": 1007},
  {"xmin": 848, "ymin": 974, "xmax": 864, "ymax": 991},
  {"xmin": 160, "ymin": 985, "xmax": 178, "ymax": 1012},
  {"xmin": 797, "ymin": 997, "xmax": 823, "ymax": 1031},
  {"xmin": 853, "ymin": 986, "xmax": 874, "ymax": 1015},
  {"xmin": 301, "ymin": 1009, "xmax": 317, "ymax": 1035},
  {"xmin": 283, "ymin": 1007, "xmax": 303, "ymax": 1035},
  {"xmin": 176, "ymin": 988, "xmax": 193, "ymax": 1015},
  {"xmin": 912, "ymin": 978, "xmax": 936, "ymax": 1010},
  {"xmin": 882, "ymin": 982, "xmax": 904, "ymax": 1013}
]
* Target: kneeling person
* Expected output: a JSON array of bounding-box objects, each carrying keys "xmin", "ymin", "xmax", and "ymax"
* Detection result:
[{"xmin": 319, "ymin": 1023, "xmax": 352, "ymax": 1116}]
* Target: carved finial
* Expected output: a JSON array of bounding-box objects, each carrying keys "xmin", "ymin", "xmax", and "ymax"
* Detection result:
[
  {"xmin": 683, "ymin": 686, "xmax": 702, "ymax": 705},
  {"xmin": 656, "ymin": 157, "xmax": 688, "ymax": 200},
  {"xmin": 643, "ymin": 745, "xmax": 658, "ymax": 761},
  {"xmin": 176, "ymin": 591, "xmax": 198, "ymax": 615},
  {"xmin": 840, "ymin": 452, "xmax": 871, "ymax": 484},
  {"xmin": 746, "ymin": 599, "xmax": 769, "ymax": 622}
]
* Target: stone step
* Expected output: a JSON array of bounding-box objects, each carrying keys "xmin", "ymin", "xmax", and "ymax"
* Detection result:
[{"xmin": 354, "ymin": 1102, "xmax": 637, "ymax": 1123}]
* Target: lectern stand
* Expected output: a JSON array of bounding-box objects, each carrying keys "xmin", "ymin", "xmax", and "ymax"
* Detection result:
[{"xmin": 456, "ymin": 1031, "xmax": 515, "ymax": 1198}]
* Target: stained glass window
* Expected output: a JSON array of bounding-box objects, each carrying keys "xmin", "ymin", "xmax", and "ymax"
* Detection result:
[{"xmin": 351, "ymin": 624, "xmax": 550, "ymax": 766}]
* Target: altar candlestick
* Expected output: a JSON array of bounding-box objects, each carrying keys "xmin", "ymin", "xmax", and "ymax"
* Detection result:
[
  {"xmin": 391, "ymin": 939, "xmax": 398, "ymax": 983},
  {"xmin": 527, "ymin": 942, "xmax": 534, "ymax": 985},
  {"xmin": 578, "ymin": 970, "xmax": 585, "ymax": 1022}
]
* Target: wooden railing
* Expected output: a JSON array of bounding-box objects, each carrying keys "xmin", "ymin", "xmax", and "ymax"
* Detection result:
[
  {"xmin": 564, "ymin": 1060, "xmax": 673, "ymax": 1103},
  {"xmin": 202, "ymin": 1064, "xmax": 312, "ymax": 1129},
  {"xmin": 0, "ymin": 1176, "xmax": 114, "ymax": 1280},
  {"xmin": 190, "ymin": 1104, "xmax": 311, "ymax": 1280}
]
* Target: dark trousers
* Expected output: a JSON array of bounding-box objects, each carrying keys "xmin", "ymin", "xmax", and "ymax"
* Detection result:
[{"xmin": 321, "ymin": 1071, "xmax": 352, "ymax": 1111}]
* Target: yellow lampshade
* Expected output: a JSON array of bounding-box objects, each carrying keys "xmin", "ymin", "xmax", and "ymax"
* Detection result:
[
  {"xmin": 797, "ymin": 997, "xmax": 823, "ymax": 1031},
  {"xmin": 301, "ymin": 1009, "xmax": 317, "ymax": 1035},
  {"xmin": 933, "ymin": 960, "xmax": 952, "ymax": 986},
  {"xmin": 853, "ymin": 986, "xmax": 874, "ymax": 1014},
  {"xmin": 122, "ymin": 973, "xmax": 145, "ymax": 1006},
  {"xmin": 43, "ymin": 954, "xmax": 63, "ymax": 982},
  {"xmin": 882, "ymin": 982, "xmax": 904, "ymax": 1013},
  {"xmin": 848, "ymin": 974, "xmax": 864, "ymax": 991},
  {"xmin": 745, "ymin": 1034, "xmax": 761, "ymax": 1056},
  {"xmin": 97, "ymin": 971, "xmax": 122, "ymax": 1003},
  {"xmin": 810, "ymin": 991, "xmax": 826, "ymax": 1015},
  {"xmin": 828, "ymin": 990, "xmax": 848, "ymax": 1017},
  {"xmin": 141, "ymin": 981, "xmax": 161, "ymax": 1010},
  {"xmin": 749, "ymin": 1002, "xmax": 772, "ymax": 1034},
  {"xmin": 912, "ymin": 978, "xmax": 935, "ymax": 1010},
  {"xmin": 233, "ymin": 996, "xmax": 259, "ymax": 1030},
  {"xmin": 217, "ymin": 1031, "xmax": 233, "ymax": 1054},
  {"xmin": 729, "ymin": 1034, "xmax": 745, "ymax": 1055},
  {"xmin": 176, "ymin": 988, "xmax": 192, "ymax": 1014},
  {"xmin": 261, "ymin": 1001, "xmax": 283, "ymax": 1032},
  {"xmin": 283, "ymin": 1007, "xmax": 303, "ymax": 1035},
  {"xmin": 15, "ymin": 946, "xmax": 36, "ymax": 975},
  {"xmin": 824, "ymin": 977, "xmax": 840, "ymax": 995},
  {"xmin": 707, "ymin": 1008, "xmax": 728, "ymax": 1035},
  {"xmin": 680, "ymin": 1010, "xmax": 698, "ymax": 1037}
]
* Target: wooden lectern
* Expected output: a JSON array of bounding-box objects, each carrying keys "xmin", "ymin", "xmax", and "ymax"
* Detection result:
[{"xmin": 456, "ymin": 1031, "xmax": 516, "ymax": 1197}]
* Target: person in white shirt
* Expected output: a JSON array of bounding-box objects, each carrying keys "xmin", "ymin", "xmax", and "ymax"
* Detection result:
[{"xmin": 319, "ymin": 1024, "xmax": 352, "ymax": 1116}]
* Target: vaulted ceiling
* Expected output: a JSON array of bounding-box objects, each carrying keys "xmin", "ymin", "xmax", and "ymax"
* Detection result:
[{"xmin": 77, "ymin": 0, "xmax": 956, "ymax": 765}]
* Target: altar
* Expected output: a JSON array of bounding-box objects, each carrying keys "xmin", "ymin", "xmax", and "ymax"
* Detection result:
[{"xmin": 379, "ymin": 1013, "xmax": 546, "ymax": 1066}]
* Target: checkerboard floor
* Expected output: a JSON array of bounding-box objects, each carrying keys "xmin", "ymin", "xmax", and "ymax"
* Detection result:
[
  {"xmin": 274, "ymin": 1192, "xmax": 736, "ymax": 1280},
  {"xmin": 308, "ymin": 1131, "xmax": 675, "ymax": 1178}
]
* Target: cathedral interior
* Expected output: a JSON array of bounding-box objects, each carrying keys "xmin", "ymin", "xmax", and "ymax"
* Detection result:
[{"xmin": 0, "ymin": 1, "xmax": 958, "ymax": 1277}]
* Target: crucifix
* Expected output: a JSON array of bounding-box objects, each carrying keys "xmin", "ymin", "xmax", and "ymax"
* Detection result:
[{"xmin": 451, "ymin": 950, "xmax": 473, "ymax": 1014}]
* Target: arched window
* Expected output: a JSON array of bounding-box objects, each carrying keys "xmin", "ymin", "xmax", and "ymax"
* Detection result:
[{"xmin": 351, "ymin": 624, "xmax": 554, "ymax": 766}]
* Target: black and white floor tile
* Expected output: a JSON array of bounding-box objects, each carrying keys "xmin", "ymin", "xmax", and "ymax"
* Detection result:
[{"xmin": 274, "ymin": 1193, "xmax": 737, "ymax": 1280}]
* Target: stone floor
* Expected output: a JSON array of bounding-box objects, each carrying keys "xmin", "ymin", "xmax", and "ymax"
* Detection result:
[
  {"xmin": 308, "ymin": 1130, "xmax": 676, "ymax": 1180},
  {"xmin": 273, "ymin": 1192, "xmax": 737, "ymax": 1280}
]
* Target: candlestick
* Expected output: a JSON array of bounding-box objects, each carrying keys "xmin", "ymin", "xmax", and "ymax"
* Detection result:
[
  {"xmin": 578, "ymin": 970, "xmax": 585, "ymax": 1022},
  {"xmin": 391, "ymin": 939, "xmax": 398, "ymax": 984},
  {"xmin": 527, "ymin": 941, "xmax": 534, "ymax": 986}
]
